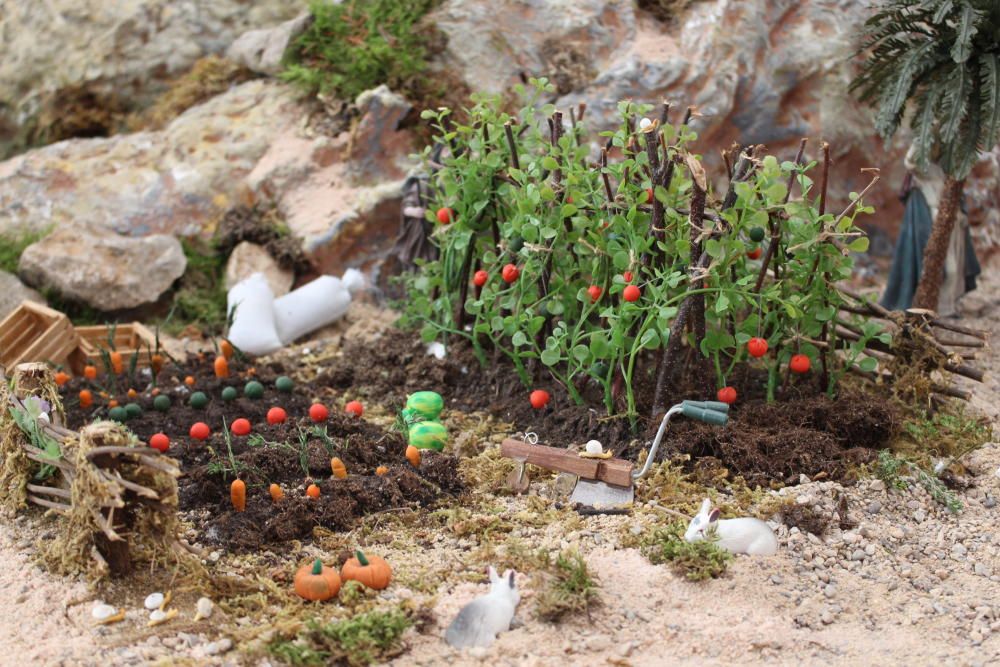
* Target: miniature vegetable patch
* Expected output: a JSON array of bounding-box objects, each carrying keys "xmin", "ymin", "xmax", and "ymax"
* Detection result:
[
  {"xmin": 529, "ymin": 389, "xmax": 550, "ymax": 409},
  {"xmin": 189, "ymin": 392, "xmax": 208, "ymax": 409},
  {"xmin": 408, "ymin": 421, "xmax": 447, "ymax": 451},
  {"xmin": 306, "ymin": 483, "xmax": 321, "ymax": 498},
  {"xmin": 267, "ymin": 407, "xmax": 287, "ymax": 425},
  {"xmin": 214, "ymin": 356, "xmax": 229, "ymax": 379},
  {"xmin": 623, "ymin": 285, "xmax": 641, "ymax": 302},
  {"xmin": 790, "ymin": 354, "xmax": 811, "ymax": 374},
  {"xmin": 221, "ymin": 387, "xmax": 238, "ymax": 402},
  {"xmin": 376, "ymin": 465, "xmax": 388, "ymax": 476},
  {"xmin": 294, "ymin": 559, "xmax": 341, "ymax": 601},
  {"xmin": 231, "ymin": 479, "xmax": 246, "ymax": 512},
  {"xmin": 309, "ymin": 403, "xmax": 329, "ymax": 423},
  {"xmin": 220, "ymin": 339, "xmax": 235, "ymax": 360},
  {"xmin": 747, "ymin": 337, "xmax": 768, "ymax": 358},
  {"xmin": 275, "ymin": 376, "xmax": 294, "ymax": 393},
  {"xmin": 190, "ymin": 422, "xmax": 211, "ymax": 441},
  {"xmin": 405, "ymin": 391, "xmax": 444, "ymax": 421},
  {"xmin": 54, "ymin": 371, "xmax": 70, "ymax": 387},
  {"xmin": 149, "ymin": 433, "xmax": 169, "ymax": 453},
  {"xmin": 231, "ymin": 418, "xmax": 251, "ymax": 436},
  {"xmin": 330, "ymin": 457, "xmax": 348, "ymax": 479},
  {"xmin": 84, "ymin": 365, "xmax": 98, "ymax": 380},
  {"xmin": 405, "ymin": 445, "xmax": 421, "ymax": 467},
  {"xmin": 244, "ymin": 381, "xmax": 264, "ymax": 399},
  {"xmin": 344, "ymin": 401, "xmax": 364, "ymax": 418},
  {"xmin": 79, "ymin": 390, "xmax": 93, "ymax": 408},
  {"xmin": 341, "ymin": 550, "xmax": 392, "ymax": 590},
  {"xmin": 269, "ymin": 483, "xmax": 284, "ymax": 502},
  {"xmin": 716, "ymin": 387, "xmax": 737, "ymax": 404},
  {"xmin": 153, "ymin": 395, "xmax": 171, "ymax": 411}
]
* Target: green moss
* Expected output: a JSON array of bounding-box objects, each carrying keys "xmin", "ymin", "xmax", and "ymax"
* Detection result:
[
  {"xmin": 0, "ymin": 228, "xmax": 50, "ymax": 274},
  {"xmin": 160, "ymin": 238, "xmax": 228, "ymax": 335},
  {"xmin": 282, "ymin": 0, "xmax": 440, "ymax": 102},
  {"xmin": 640, "ymin": 521, "xmax": 733, "ymax": 581},
  {"xmin": 533, "ymin": 550, "xmax": 600, "ymax": 622},
  {"xmin": 268, "ymin": 608, "xmax": 412, "ymax": 666}
]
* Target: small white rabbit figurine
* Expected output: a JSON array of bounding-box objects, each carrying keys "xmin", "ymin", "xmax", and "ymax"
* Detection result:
[
  {"xmin": 445, "ymin": 566, "xmax": 520, "ymax": 649},
  {"xmin": 684, "ymin": 498, "xmax": 778, "ymax": 556}
]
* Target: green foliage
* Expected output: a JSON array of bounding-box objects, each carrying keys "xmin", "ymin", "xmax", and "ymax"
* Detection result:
[
  {"xmin": 0, "ymin": 228, "xmax": 50, "ymax": 274},
  {"xmin": 283, "ymin": 0, "xmax": 439, "ymax": 101},
  {"xmin": 399, "ymin": 82, "xmax": 880, "ymax": 418},
  {"xmin": 8, "ymin": 401, "xmax": 61, "ymax": 480},
  {"xmin": 533, "ymin": 549, "xmax": 601, "ymax": 622},
  {"xmin": 268, "ymin": 609, "xmax": 412, "ymax": 667},
  {"xmin": 876, "ymin": 450, "xmax": 963, "ymax": 513},
  {"xmin": 851, "ymin": 0, "xmax": 1000, "ymax": 178},
  {"xmin": 641, "ymin": 521, "xmax": 733, "ymax": 581},
  {"xmin": 166, "ymin": 238, "xmax": 228, "ymax": 335},
  {"xmin": 902, "ymin": 410, "xmax": 991, "ymax": 458}
]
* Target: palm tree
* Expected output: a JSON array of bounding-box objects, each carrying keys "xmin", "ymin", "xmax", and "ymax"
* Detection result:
[{"xmin": 851, "ymin": 0, "xmax": 1000, "ymax": 311}]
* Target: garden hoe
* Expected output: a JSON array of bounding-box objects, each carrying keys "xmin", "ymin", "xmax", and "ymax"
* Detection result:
[{"xmin": 567, "ymin": 400, "xmax": 730, "ymax": 510}]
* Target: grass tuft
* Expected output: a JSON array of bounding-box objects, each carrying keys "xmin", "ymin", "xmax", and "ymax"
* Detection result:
[
  {"xmin": 268, "ymin": 608, "xmax": 412, "ymax": 667},
  {"xmin": 640, "ymin": 521, "xmax": 733, "ymax": 581},
  {"xmin": 0, "ymin": 228, "xmax": 50, "ymax": 274},
  {"xmin": 533, "ymin": 550, "xmax": 600, "ymax": 622}
]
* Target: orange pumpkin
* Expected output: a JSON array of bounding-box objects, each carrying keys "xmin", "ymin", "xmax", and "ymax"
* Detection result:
[
  {"xmin": 341, "ymin": 550, "xmax": 392, "ymax": 590},
  {"xmin": 306, "ymin": 483, "xmax": 321, "ymax": 498},
  {"xmin": 294, "ymin": 559, "xmax": 341, "ymax": 601},
  {"xmin": 330, "ymin": 457, "xmax": 347, "ymax": 479},
  {"xmin": 405, "ymin": 445, "xmax": 421, "ymax": 468},
  {"xmin": 376, "ymin": 465, "xmax": 388, "ymax": 476},
  {"xmin": 54, "ymin": 371, "xmax": 71, "ymax": 387}
]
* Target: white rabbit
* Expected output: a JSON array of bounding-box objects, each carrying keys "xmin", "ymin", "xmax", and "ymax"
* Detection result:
[
  {"xmin": 684, "ymin": 498, "xmax": 778, "ymax": 556},
  {"xmin": 445, "ymin": 566, "xmax": 520, "ymax": 649}
]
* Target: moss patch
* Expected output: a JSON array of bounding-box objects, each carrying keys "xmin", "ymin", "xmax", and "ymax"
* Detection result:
[
  {"xmin": 267, "ymin": 608, "xmax": 413, "ymax": 666},
  {"xmin": 533, "ymin": 549, "xmax": 601, "ymax": 622},
  {"xmin": 163, "ymin": 238, "xmax": 229, "ymax": 335},
  {"xmin": 640, "ymin": 521, "xmax": 733, "ymax": 581},
  {"xmin": 0, "ymin": 227, "xmax": 50, "ymax": 274}
]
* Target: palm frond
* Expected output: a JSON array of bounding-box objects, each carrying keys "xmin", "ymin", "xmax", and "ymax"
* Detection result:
[
  {"xmin": 981, "ymin": 53, "xmax": 1000, "ymax": 147},
  {"xmin": 940, "ymin": 63, "xmax": 972, "ymax": 144},
  {"xmin": 951, "ymin": 2, "xmax": 983, "ymax": 63}
]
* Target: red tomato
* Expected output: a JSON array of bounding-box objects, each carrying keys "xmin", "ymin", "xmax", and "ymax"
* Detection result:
[
  {"xmin": 747, "ymin": 247, "xmax": 762, "ymax": 260},
  {"xmin": 309, "ymin": 403, "xmax": 329, "ymax": 423},
  {"xmin": 566, "ymin": 195, "xmax": 574, "ymax": 204},
  {"xmin": 267, "ymin": 407, "xmax": 287, "ymax": 425},
  {"xmin": 747, "ymin": 337, "xmax": 768, "ymax": 358},
  {"xmin": 790, "ymin": 354, "xmax": 811, "ymax": 374},
  {"xmin": 473, "ymin": 270, "xmax": 488, "ymax": 287},
  {"xmin": 231, "ymin": 418, "xmax": 251, "ymax": 436},
  {"xmin": 529, "ymin": 390, "xmax": 550, "ymax": 409},
  {"xmin": 587, "ymin": 285, "xmax": 602, "ymax": 303},
  {"xmin": 623, "ymin": 271, "xmax": 633, "ymax": 283},
  {"xmin": 623, "ymin": 285, "xmax": 641, "ymax": 302},
  {"xmin": 645, "ymin": 187, "xmax": 654, "ymax": 203},
  {"xmin": 149, "ymin": 433, "xmax": 170, "ymax": 452},
  {"xmin": 501, "ymin": 264, "xmax": 519, "ymax": 283},
  {"xmin": 717, "ymin": 387, "xmax": 737, "ymax": 404},
  {"xmin": 345, "ymin": 401, "xmax": 364, "ymax": 418},
  {"xmin": 189, "ymin": 422, "xmax": 210, "ymax": 441},
  {"xmin": 436, "ymin": 207, "xmax": 454, "ymax": 224}
]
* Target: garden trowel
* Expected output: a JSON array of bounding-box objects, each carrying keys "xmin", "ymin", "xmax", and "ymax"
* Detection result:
[{"xmin": 567, "ymin": 400, "xmax": 731, "ymax": 510}]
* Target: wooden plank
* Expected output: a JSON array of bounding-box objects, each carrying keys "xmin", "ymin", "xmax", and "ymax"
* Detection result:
[{"xmin": 500, "ymin": 439, "xmax": 634, "ymax": 485}]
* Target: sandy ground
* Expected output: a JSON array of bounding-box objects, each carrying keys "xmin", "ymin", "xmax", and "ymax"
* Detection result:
[{"xmin": 1, "ymin": 272, "xmax": 998, "ymax": 667}]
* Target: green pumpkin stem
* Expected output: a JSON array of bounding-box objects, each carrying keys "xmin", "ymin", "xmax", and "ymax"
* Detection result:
[
  {"xmin": 355, "ymin": 549, "xmax": 369, "ymax": 566},
  {"xmin": 311, "ymin": 558, "xmax": 323, "ymax": 575}
]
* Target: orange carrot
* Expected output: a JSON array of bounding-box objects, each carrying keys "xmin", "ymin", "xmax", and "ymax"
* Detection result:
[
  {"xmin": 220, "ymin": 340, "xmax": 235, "ymax": 360},
  {"xmin": 306, "ymin": 483, "xmax": 321, "ymax": 499},
  {"xmin": 269, "ymin": 483, "xmax": 284, "ymax": 502},
  {"xmin": 405, "ymin": 445, "xmax": 421, "ymax": 468},
  {"xmin": 127, "ymin": 388, "xmax": 138, "ymax": 399},
  {"xmin": 184, "ymin": 376, "xmax": 196, "ymax": 387},
  {"xmin": 108, "ymin": 399, "xmax": 119, "ymax": 408},
  {"xmin": 83, "ymin": 365, "xmax": 98, "ymax": 380},
  {"xmin": 151, "ymin": 354, "xmax": 164, "ymax": 375},
  {"xmin": 214, "ymin": 356, "xmax": 229, "ymax": 379},
  {"xmin": 231, "ymin": 479, "xmax": 246, "ymax": 512},
  {"xmin": 109, "ymin": 351, "xmax": 123, "ymax": 375},
  {"xmin": 79, "ymin": 390, "xmax": 93, "ymax": 408},
  {"xmin": 376, "ymin": 466, "xmax": 389, "ymax": 476}
]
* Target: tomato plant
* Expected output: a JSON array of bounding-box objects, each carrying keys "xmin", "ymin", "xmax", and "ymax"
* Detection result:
[{"xmin": 398, "ymin": 80, "xmax": 884, "ymax": 424}]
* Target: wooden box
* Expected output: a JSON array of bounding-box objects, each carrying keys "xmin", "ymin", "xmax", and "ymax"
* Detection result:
[
  {"xmin": 76, "ymin": 322, "xmax": 157, "ymax": 368},
  {"xmin": 0, "ymin": 301, "xmax": 82, "ymax": 373}
]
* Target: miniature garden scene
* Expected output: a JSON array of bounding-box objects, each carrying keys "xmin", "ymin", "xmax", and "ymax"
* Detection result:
[{"xmin": 1, "ymin": 1, "xmax": 999, "ymax": 665}]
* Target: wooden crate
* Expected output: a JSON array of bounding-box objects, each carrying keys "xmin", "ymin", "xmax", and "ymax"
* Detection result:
[
  {"xmin": 76, "ymin": 322, "xmax": 157, "ymax": 368},
  {"xmin": 0, "ymin": 301, "xmax": 81, "ymax": 373}
]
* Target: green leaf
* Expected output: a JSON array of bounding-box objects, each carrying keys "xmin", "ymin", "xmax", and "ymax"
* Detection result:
[
  {"xmin": 541, "ymin": 156, "xmax": 559, "ymax": 171},
  {"xmin": 848, "ymin": 237, "xmax": 870, "ymax": 253},
  {"xmin": 640, "ymin": 329, "xmax": 660, "ymax": 349},
  {"xmin": 590, "ymin": 333, "xmax": 610, "ymax": 359},
  {"xmin": 540, "ymin": 349, "xmax": 561, "ymax": 366},
  {"xmin": 858, "ymin": 357, "xmax": 878, "ymax": 373},
  {"xmin": 572, "ymin": 345, "xmax": 590, "ymax": 362},
  {"xmin": 714, "ymin": 293, "xmax": 730, "ymax": 314},
  {"xmin": 512, "ymin": 331, "xmax": 528, "ymax": 347}
]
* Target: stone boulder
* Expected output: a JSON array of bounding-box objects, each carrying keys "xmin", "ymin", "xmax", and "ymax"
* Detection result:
[
  {"xmin": 0, "ymin": 0, "xmax": 300, "ymax": 154},
  {"xmin": 0, "ymin": 271, "xmax": 45, "ymax": 321},
  {"xmin": 0, "ymin": 81, "xmax": 303, "ymax": 240},
  {"xmin": 226, "ymin": 13, "xmax": 313, "ymax": 76},
  {"xmin": 18, "ymin": 227, "xmax": 186, "ymax": 312},
  {"xmin": 224, "ymin": 242, "xmax": 294, "ymax": 296}
]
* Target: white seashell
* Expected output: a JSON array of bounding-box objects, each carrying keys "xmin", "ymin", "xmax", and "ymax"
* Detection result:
[
  {"xmin": 149, "ymin": 609, "xmax": 167, "ymax": 622},
  {"xmin": 92, "ymin": 603, "xmax": 117, "ymax": 621},
  {"xmin": 144, "ymin": 592, "xmax": 164, "ymax": 610},
  {"xmin": 585, "ymin": 440, "xmax": 603, "ymax": 455},
  {"xmin": 638, "ymin": 117, "xmax": 652, "ymax": 130},
  {"xmin": 196, "ymin": 597, "xmax": 214, "ymax": 620}
]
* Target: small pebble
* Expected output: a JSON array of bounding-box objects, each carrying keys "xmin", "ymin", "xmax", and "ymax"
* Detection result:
[
  {"xmin": 149, "ymin": 610, "xmax": 167, "ymax": 623},
  {"xmin": 770, "ymin": 575, "xmax": 784, "ymax": 585},
  {"xmin": 144, "ymin": 593, "xmax": 164, "ymax": 610}
]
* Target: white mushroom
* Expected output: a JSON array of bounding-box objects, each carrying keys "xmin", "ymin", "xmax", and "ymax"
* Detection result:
[
  {"xmin": 91, "ymin": 603, "xmax": 117, "ymax": 621},
  {"xmin": 585, "ymin": 440, "xmax": 604, "ymax": 455},
  {"xmin": 143, "ymin": 592, "xmax": 164, "ymax": 610},
  {"xmin": 149, "ymin": 609, "xmax": 167, "ymax": 623}
]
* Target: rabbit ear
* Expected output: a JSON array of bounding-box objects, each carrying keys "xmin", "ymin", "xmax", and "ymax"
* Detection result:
[
  {"xmin": 487, "ymin": 566, "xmax": 499, "ymax": 582},
  {"xmin": 507, "ymin": 570, "xmax": 516, "ymax": 588},
  {"xmin": 700, "ymin": 498, "xmax": 712, "ymax": 514},
  {"xmin": 708, "ymin": 508, "xmax": 721, "ymax": 523}
]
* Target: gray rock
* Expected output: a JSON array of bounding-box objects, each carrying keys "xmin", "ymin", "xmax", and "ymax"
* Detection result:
[
  {"xmin": 18, "ymin": 226, "xmax": 185, "ymax": 311},
  {"xmin": 866, "ymin": 500, "xmax": 882, "ymax": 515},
  {"xmin": 913, "ymin": 509, "xmax": 927, "ymax": 523},
  {"xmin": 226, "ymin": 13, "xmax": 313, "ymax": 75},
  {"xmin": 0, "ymin": 270, "xmax": 44, "ymax": 320},
  {"xmin": 224, "ymin": 241, "xmax": 294, "ymax": 296},
  {"xmin": 850, "ymin": 549, "xmax": 867, "ymax": 562}
]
